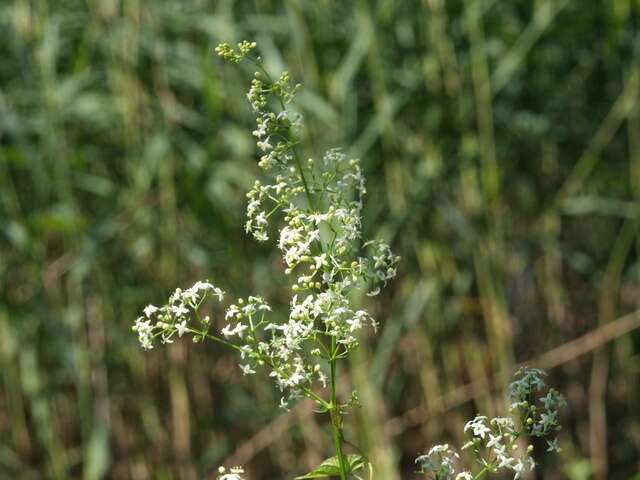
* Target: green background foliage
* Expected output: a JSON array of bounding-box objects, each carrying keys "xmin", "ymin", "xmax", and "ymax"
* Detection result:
[{"xmin": 1, "ymin": 0, "xmax": 639, "ymax": 478}]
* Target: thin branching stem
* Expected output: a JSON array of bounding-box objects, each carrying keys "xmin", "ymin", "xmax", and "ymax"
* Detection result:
[{"xmin": 330, "ymin": 337, "xmax": 349, "ymax": 480}]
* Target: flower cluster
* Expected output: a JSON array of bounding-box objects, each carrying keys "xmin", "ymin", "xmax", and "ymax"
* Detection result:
[
  {"xmin": 134, "ymin": 41, "xmax": 399, "ymax": 408},
  {"xmin": 415, "ymin": 444, "xmax": 472, "ymax": 480},
  {"xmin": 217, "ymin": 466, "xmax": 246, "ymax": 480},
  {"xmin": 460, "ymin": 415, "xmax": 536, "ymax": 479},
  {"xmin": 416, "ymin": 368, "xmax": 566, "ymax": 480},
  {"xmin": 132, "ymin": 281, "xmax": 224, "ymax": 350},
  {"xmin": 208, "ymin": 41, "xmax": 399, "ymax": 406},
  {"xmin": 508, "ymin": 367, "xmax": 566, "ymax": 444},
  {"xmin": 218, "ymin": 289, "xmax": 380, "ymax": 402},
  {"xmin": 214, "ymin": 41, "xmax": 257, "ymax": 63}
]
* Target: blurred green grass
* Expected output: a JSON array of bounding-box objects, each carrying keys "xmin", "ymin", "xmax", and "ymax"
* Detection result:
[{"xmin": 1, "ymin": 0, "xmax": 639, "ymax": 479}]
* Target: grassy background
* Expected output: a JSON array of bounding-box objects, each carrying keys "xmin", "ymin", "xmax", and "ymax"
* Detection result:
[{"xmin": 1, "ymin": 0, "xmax": 640, "ymax": 478}]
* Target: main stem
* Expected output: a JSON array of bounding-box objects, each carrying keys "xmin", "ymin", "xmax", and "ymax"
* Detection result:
[
  {"xmin": 259, "ymin": 56, "xmax": 345, "ymax": 478},
  {"xmin": 330, "ymin": 339, "xmax": 349, "ymax": 480}
]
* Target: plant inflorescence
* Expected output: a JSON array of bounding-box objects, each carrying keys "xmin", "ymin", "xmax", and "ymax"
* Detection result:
[
  {"xmin": 133, "ymin": 41, "xmax": 564, "ymax": 480},
  {"xmin": 415, "ymin": 367, "xmax": 566, "ymax": 480}
]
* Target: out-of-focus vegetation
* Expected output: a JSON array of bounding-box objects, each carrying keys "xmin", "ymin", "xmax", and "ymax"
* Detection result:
[{"xmin": 1, "ymin": 1, "xmax": 639, "ymax": 479}]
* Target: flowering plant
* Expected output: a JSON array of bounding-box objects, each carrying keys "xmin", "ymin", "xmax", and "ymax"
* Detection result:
[
  {"xmin": 133, "ymin": 41, "xmax": 564, "ymax": 480},
  {"xmin": 415, "ymin": 368, "xmax": 566, "ymax": 480},
  {"xmin": 134, "ymin": 40, "xmax": 398, "ymax": 480}
]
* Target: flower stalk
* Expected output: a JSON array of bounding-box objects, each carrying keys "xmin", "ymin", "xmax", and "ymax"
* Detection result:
[{"xmin": 329, "ymin": 344, "xmax": 349, "ymax": 480}]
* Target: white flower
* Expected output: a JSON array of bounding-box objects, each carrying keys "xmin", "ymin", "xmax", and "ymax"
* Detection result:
[
  {"xmin": 217, "ymin": 466, "xmax": 246, "ymax": 480},
  {"xmin": 317, "ymin": 370, "xmax": 327, "ymax": 388},
  {"xmin": 491, "ymin": 417, "xmax": 515, "ymax": 430},
  {"xmin": 171, "ymin": 304, "xmax": 189, "ymax": 318},
  {"xmin": 255, "ymin": 211, "xmax": 268, "ymax": 226},
  {"xmin": 192, "ymin": 280, "xmax": 214, "ymax": 292},
  {"xmin": 487, "ymin": 433, "xmax": 502, "ymax": 450},
  {"xmin": 456, "ymin": 473, "xmax": 473, "ymax": 480},
  {"xmin": 314, "ymin": 253, "xmax": 327, "ymax": 269},
  {"xmin": 213, "ymin": 287, "xmax": 225, "ymax": 301},
  {"xmin": 546, "ymin": 438, "xmax": 561, "ymax": 452},
  {"xmin": 239, "ymin": 364, "xmax": 256, "ymax": 375},
  {"xmin": 464, "ymin": 415, "xmax": 491, "ymax": 439},
  {"xmin": 225, "ymin": 305, "xmax": 240, "ymax": 320},
  {"xmin": 176, "ymin": 320, "xmax": 188, "ymax": 337},
  {"xmin": 497, "ymin": 453, "xmax": 515, "ymax": 469},
  {"xmin": 416, "ymin": 443, "xmax": 459, "ymax": 476},
  {"xmin": 181, "ymin": 288, "xmax": 199, "ymax": 305},
  {"xmin": 539, "ymin": 411, "xmax": 557, "ymax": 430},
  {"xmin": 427, "ymin": 444, "xmax": 454, "ymax": 456},
  {"xmin": 133, "ymin": 317, "xmax": 154, "ymax": 350},
  {"xmin": 512, "ymin": 458, "xmax": 534, "ymax": 479},
  {"xmin": 307, "ymin": 229, "xmax": 320, "ymax": 243},
  {"xmin": 221, "ymin": 323, "xmax": 248, "ymax": 338},
  {"xmin": 143, "ymin": 305, "xmax": 158, "ymax": 318},
  {"xmin": 257, "ymin": 138, "xmax": 272, "ymax": 152}
]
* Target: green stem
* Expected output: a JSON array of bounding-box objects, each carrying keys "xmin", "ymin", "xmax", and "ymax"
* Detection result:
[
  {"xmin": 303, "ymin": 386, "xmax": 330, "ymax": 410},
  {"xmin": 248, "ymin": 56, "xmax": 315, "ymax": 210},
  {"xmin": 200, "ymin": 332, "xmax": 243, "ymax": 353},
  {"xmin": 249, "ymin": 53, "xmax": 345, "ymax": 477},
  {"xmin": 474, "ymin": 465, "xmax": 491, "ymax": 480},
  {"xmin": 292, "ymin": 149, "xmax": 315, "ymax": 209},
  {"xmin": 330, "ymin": 339, "xmax": 349, "ymax": 480}
]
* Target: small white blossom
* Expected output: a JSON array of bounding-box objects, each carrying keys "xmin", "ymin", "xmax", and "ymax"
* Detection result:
[
  {"xmin": 217, "ymin": 465, "xmax": 246, "ymax": 480},
  {"xmin": 171, "ymin": 304, "xmax": 189, "ymax": 318},
  {"xmin": 416, "ymin": 443, "xmax": 459, "ymax": 478},
  {"xmin": 175, "ymin": 320, "xmax": 188, "ymax": 337},
  {"xmin": 464, "ymin": 416, "xmax": 491, "ymax": 439},
  {"xmin": 239, "ymin": 364, "xmax": 256, "ymax": 375},
  {"xmin": 133, "ymin": 317, "xmax": 154, "ymax": 350},
  {"xmin": 546, "ymin": 438, "xmax": 561, "ymax": 452},
  {"xmin": 487, "ymin": 433, "xmax": 502, "ymax": 449},
  {"xmin": 257, "ymin": 138, "xmax": 272, "ymax": 152},
  {"xmin": 221, "ymin": 323, "xmax": 248, "ymax": 338}
]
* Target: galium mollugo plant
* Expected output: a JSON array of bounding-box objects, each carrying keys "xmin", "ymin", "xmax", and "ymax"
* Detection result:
[
  {"xmin": 133, "ymin": 40, "xmax": 398, "ymax": 480},
  {"xmin": 415, "ymin": 367, "xmax": 566, "ymax": 480},
  {"xmin": 133, "ymin": 41, "xmax": 565, "ymax": 480}
]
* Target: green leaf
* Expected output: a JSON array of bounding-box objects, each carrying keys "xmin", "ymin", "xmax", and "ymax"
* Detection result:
[
  {"xmin": 296, "ymin": 454, "xmax": 366, "ymax": 479},
  {"xmin": 346, "ymin": 454, "xmax": 366, "ymax": 473},
  {"xmin": 295, "ymin": 457, "xmax": 341, "ymax": 479}
]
